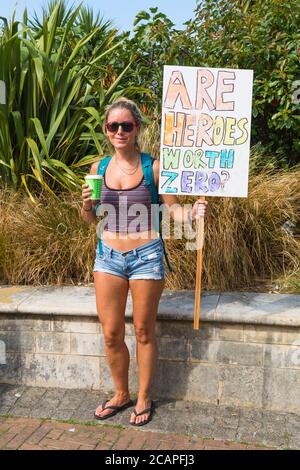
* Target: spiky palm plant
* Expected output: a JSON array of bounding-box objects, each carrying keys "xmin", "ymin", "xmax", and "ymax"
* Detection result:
[{"xmin": 0, "ymin": 1, "xmax": 142, "ymax": 199}]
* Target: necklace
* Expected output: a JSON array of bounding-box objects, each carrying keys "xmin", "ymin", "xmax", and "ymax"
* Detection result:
[{"xmin": 114, "ymin": 155, "xmax": 140, "ymax": 175}]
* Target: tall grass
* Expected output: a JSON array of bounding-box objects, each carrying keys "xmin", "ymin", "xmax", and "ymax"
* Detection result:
[
  {"xmin": 141, "ymin": 124, "xmax": 300, "ymax": 292},
  {"xmin": 0, "ymin": 146, "xmax": 299, "ymax": 291},
  {"xmin": 192, "ymin": 158, "xmax": 299, "ymax": 292},
  {"xmin": 0, "ymin": 188, "xmax": 96, "ymax": 285}
]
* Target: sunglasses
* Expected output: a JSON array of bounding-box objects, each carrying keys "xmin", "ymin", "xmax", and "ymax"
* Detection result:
[{"xmin": 105, "ymin": 121, "xmax": 135, "ymax": 133}]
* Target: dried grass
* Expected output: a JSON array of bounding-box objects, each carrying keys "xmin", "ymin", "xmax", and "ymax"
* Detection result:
[
  {"xmin": 0, "ymin": 145, "xmax": 299, "ymax": 292},
  {"xmin": 0, "ymin": 189, "xmax": 96, "ymax": 285}
]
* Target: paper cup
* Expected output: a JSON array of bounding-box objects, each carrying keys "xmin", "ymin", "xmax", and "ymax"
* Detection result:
[{"xmin": 84, "ymin": 175, "xmax": 103, "ymax": 200}]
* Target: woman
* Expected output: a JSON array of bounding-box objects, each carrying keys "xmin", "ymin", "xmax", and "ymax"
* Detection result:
[{"xmin": 81, "ymin": 97, "xmax": 208, "ymax": 426}]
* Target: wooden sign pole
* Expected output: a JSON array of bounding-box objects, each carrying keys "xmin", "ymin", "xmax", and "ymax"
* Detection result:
[{"xmin": 193, "ymin": 196, "xmax": 206, "ymax": 330}]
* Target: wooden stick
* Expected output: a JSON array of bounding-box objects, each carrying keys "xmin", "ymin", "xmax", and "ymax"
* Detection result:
[{"xmin": 193, "ymin": 196, "xmax": 206, "ymax": 330}]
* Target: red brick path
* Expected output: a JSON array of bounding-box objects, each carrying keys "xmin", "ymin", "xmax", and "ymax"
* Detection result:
[{"xmin": 0, "ymin": 416, "xmax": 274, "ymax": 450}]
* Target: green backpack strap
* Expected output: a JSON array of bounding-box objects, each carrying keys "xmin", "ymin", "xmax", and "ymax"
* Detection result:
[
  {"xmin": 141, "ymin": 153, "xmax": 173, "ymax": 273},
  {"xmin": 96, "ymin": 156, "xmax": 111, "ymax": 254}
]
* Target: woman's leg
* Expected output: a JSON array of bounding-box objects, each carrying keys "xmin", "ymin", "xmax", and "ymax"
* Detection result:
[
  {"xmin": 128, "ymin": 278, "xmax": 165, "ymax": 425},
  {"xmin": 94, "ymin": 271, "xmax": 131, "ymax": 418}
]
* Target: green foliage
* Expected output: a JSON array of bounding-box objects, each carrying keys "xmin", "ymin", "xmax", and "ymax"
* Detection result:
[
  {"xmin": 121, "ymin": 0, "xmax": 300, "ymax": 165},
  {"xmin": 187, "ymin": 0, "xmax": 300, "ymax": 165},
  {"xmin": 115, "ymin": 7, "xmax": 196, "ymax": 115},
  {"xmin": 0, "ymin": 0, "xmax": 144, "ymax": 197}
]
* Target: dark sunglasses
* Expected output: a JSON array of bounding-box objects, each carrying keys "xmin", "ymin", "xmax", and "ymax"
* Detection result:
[{"xmin": 105, "ymin": 121, "xmax": 135, "ymax": 133}]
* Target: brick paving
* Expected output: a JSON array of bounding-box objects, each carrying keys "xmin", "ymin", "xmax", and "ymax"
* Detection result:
[
  {"xmin": 0, "ymin": 416, "xmax": 273, "ymax": 450},
  {"xmin": 0, "ymin": 385, "xmax": 294, "ymax": 450}
]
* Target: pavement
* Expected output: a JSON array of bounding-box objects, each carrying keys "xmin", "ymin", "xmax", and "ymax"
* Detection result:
[
  {"xmin": 0, "ymin": 384, "xmax": 283, "ymax": 450},
  {"xmin": 1, "ymin": 287, "xmax": 300, "ymax": 450},
  {"xmin": 0, "ymin": 416, "xmax": 272, "ymax": 451}
]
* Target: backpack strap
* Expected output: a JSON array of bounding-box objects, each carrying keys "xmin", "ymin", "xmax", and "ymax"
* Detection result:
[
  {"xmin": 141, "ymin": 153, "xmax": 173, "ymax": 273},
  {"xmin": 96, "ymin": 155, "xmax": 111, "ymax": 208},
  {"xmin": 141, "ymin": 153, "xmax": 159, "ymax": 204},
  {"xmin": 96, "ymin": 156, "xmax": 111, "ymax": 255},
  {"xmin": 97, "ymin": 156, "xmax": 112, "ymax": 176}
]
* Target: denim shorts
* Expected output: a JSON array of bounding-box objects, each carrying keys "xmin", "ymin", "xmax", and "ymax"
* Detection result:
[{"xmin": 93, "ymin": 237, "xmax": 165, "ymax": 280}]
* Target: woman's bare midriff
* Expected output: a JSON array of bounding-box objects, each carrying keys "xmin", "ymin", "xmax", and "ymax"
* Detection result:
[{"xmin": 101, "ymin": 229, "xmax": 160, "ymax": 251}]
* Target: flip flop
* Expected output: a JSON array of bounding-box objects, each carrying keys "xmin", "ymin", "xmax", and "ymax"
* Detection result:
[
  {"xmin": 94, "ymin": 399, "xmax": 133, "ymax": 420},
  {"xmin": 130, "ymin": 401, "xmax": 155, "ymax": 427}
]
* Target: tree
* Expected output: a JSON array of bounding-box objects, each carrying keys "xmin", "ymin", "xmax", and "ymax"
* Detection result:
[{"xmin": 187, "ymin": 0, "xmax": 300, "ymax": 165}]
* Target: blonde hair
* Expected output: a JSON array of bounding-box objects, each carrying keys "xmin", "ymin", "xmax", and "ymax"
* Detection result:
[{"xmin": 103, "ymin": 97, "xmax": 143, "ymax": 150}]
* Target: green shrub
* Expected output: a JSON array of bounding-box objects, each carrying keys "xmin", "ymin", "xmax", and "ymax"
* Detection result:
[
  {"xmin": 0, "ymin": 1, "xmax": 145, "ymax": 197},
  {"xmin": 186, "ymin": 0, "xmax": 300, "ymax": 166}
]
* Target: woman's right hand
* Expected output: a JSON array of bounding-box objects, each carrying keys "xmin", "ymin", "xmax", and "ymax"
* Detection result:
[{"xmin": 82, "ymin": 183, "xmax": 92, "ymax": 210}]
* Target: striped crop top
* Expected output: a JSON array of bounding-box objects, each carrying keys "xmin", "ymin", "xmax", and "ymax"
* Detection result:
[{"xmin": 99, "ymin": 173, "xmax": 153, "ymax": 233}]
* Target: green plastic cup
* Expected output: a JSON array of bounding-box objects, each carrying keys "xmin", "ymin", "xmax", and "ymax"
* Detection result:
[{"xmin": 84, "ymin": 175, "xmax": 103, "ymax": 200}]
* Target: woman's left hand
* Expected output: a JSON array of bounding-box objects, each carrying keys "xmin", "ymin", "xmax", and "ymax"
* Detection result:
[{"xmin": 191, "ymin": 199, "xmax": 209, "ymax": 220}]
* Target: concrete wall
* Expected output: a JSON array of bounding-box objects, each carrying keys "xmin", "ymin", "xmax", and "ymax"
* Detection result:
[{"xmin": 0, "ymin": 287, "xmax": 300, "ymax": 414}]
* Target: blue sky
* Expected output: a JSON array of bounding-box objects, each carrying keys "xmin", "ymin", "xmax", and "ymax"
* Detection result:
[{"xmin": 2, "ymin": 1, "xmax": 199, "ymax": 31}]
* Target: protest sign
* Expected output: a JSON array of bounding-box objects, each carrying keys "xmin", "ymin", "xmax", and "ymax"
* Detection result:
[
  {"xmin": 159, "ymin": 65, "xmax": 253, "ymax": 328},
  {"xmin": 159, "ymin": 65, "xmax": 253, "ymax": 197}
]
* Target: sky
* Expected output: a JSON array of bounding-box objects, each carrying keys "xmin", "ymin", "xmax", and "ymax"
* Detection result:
[{"xmin": 1, "ymin": 1, "xmax": 199, "ymax": 31}]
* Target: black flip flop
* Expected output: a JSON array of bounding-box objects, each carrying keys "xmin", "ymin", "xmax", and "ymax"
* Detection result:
[
  {"xmin": 94, "ymin": 399, "xmax": 133, "ymax": 420},
  {"xmin": 130, "ymin": 401, "xmax": 155, "ymax": 427}
]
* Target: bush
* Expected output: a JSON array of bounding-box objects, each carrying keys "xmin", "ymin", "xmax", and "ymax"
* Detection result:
[
  {"xmin": 0, "ymin": 1, "xmax": 144, "ymax": 197},
  {"xmin": 186, "ymin": 0, "xmax": 300, "ymax": 166},
  {"xmin": 120, "ymin": 1, "xmax": 300, "ymax": 166}
]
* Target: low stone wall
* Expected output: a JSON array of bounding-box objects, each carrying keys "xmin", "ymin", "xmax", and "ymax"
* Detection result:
[{"xmin": 1, "ymin": 286, "xmax": 300, "ymax": 414}]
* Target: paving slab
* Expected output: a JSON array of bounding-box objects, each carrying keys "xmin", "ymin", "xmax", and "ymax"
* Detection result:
[
  {"xmin": 0, "ymin": 286, "xmax": 39, "ymax": 313},
  {"xmin": 2, "ymin": 286, "xmax": 299, "ymax": 327},
  {"xmin": 16, "ymin": 286, "xmax": 97, "ymax": 316},
  {"xmin": 0, "ymin": 385, "xmax": 295, "ymax": 449},
  {"xmin": 215, "ymin": 292, "xmax": 300, "ymax": 326},
  {"xmin": 157, "ymin": 290, "xmax": 219, "ymax": 321}
]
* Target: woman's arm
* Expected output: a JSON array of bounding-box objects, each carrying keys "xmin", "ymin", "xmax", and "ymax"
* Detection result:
[
  {"xmin": 80, "ymin": 161, "xmax": 99, "ymax": 224},
  {"xmin": 152, "ymin": 159, "xmax": 209, "ymax": 224}
]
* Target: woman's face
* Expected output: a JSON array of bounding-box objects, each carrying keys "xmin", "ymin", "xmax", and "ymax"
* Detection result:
[{"xmin": 105, "ymin": 108, "xmax": 139, "ymax": 152}]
